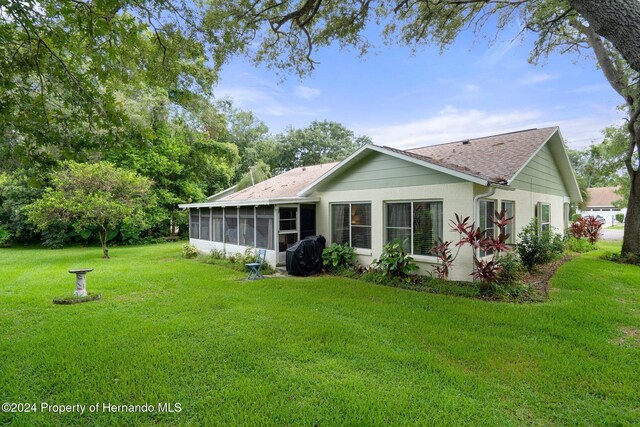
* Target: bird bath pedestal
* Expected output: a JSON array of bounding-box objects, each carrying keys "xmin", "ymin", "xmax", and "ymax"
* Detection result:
[{"xmin": 68, "ymin": 268, "xmax": 93, "ymax": 297}]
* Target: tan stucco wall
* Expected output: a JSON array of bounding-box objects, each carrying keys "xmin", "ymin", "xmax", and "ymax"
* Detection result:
[
  {"xmin": 314, "ymin": 184, "xmax": 570, "ymax": 283},
  {"xmin": 315, "ymin": 182, "xmax": 476, "ymax": 282}
]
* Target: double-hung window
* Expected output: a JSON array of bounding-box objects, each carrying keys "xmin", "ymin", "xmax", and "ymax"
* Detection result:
[
  {"xmin": 331, "ymin": 203, "xmax": 372, "ymax": 249},
  {"xmin": 536, "ymin": 202, "xmax": 551, "ymax": 232},
  {"xmin": 500, "ymin": 200, "xmax": 515, "ymax": 244},
  {"xmin": 479, "ymin": 199, "xmax": 496, "ymax": 256},
  {"xmin": 385, "ymin": 201, "xmax": 443, "ymax": 256}
]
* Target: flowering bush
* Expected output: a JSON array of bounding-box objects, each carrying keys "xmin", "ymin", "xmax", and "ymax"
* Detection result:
[
  {"xmin": 569, "ymin": 216, "xmax": 603, "ymax": 244},
  {"xmin": 433, "ymin": 211, "xmax": 514, "ymax": 295}
]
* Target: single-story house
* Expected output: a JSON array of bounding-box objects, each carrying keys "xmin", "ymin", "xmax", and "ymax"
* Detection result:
[
  {"xmin": 581, "ymin": 187, "xmax": 626, "ymax": 225},
  {"xmin": 179, "ymin": 126, "xmax": 582, "ymax": 281}
]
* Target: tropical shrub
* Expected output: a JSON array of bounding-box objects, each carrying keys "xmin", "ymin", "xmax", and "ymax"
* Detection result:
[
  {"xmin": 515, "ymin": 219, "xmax": 564, "ymax": 271},
  {"xmin": 495, "ymin": 251, "xmax": 523, "ymax": 287},
  {"xmin": 569, "ymin": 216, "xmax": 603, "ymax": 244},
  {"xmin": 436, "ymin": 211, "xmax": 514, "ymax": 294},
  {"xmin": 322, "ymin": 243, "xmax": 356, "ymax": 271},
  {"xmin": 372, "ymin": 241, "xmax": 418, "ymax": 279},
  {"xmin": 571, "ymin": 213, "xmax": 582, "ymax": 222},
  {"xmin": 616, "ymin": 213, "xmax": 625, "ymax": 223},
  {"xmin": 182, "ymin": 243, "xmax": 199, "ymax": 259}
]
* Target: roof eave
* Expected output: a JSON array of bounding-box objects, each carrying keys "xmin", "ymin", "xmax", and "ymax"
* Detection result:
[{"xmin": 178, "ymin": 196, "xmax": 320, "ymax": 209}]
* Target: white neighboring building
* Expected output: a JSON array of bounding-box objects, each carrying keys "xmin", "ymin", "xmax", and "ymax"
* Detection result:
[{"xmin": 582, "ymin": 187, "xmax": 626, "ymax": 225}]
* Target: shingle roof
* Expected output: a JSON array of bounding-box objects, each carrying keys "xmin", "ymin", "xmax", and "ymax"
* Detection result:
[
  {"xmin": 586, "ymin": 187, "xmax": 622, "ymax": 208},
  {"xmin": 402, "ymin": 127, "xmax": 558, "ymax": 184},
  {"xmin": 219, "ymin": 162, "xmax": 339, "ymax": 202},
  {"xmin": 203, "ymin": 126, "xmax": 564, "ymax": 205}
]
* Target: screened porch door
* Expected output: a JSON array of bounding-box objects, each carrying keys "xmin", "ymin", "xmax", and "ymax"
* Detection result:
[{"xmin": 277, "ymin": 206, "xmax": 298, "ymax": 264}]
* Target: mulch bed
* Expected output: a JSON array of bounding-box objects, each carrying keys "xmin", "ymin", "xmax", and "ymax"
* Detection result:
[{"xmin": 521, "ymin": 255, "xmax": 573, "ymax": 298}]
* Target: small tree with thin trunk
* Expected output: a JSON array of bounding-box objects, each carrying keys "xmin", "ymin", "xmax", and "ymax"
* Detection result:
[{"xmin": 27, "ymin": 161, "xmax": 152, "ymax": 258}]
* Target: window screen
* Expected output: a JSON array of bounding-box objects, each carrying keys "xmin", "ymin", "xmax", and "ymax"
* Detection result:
[
  {"xmin": 386, "ymin": 201, "xmax": 442, "ymax": 255},
  {"xmin": 239, "ymin": 207, "xmax": 255, "ymax": 246},
  {"xmin": 331, "ymin": 204, "xmax": 350, "ymax": 245},
  {"xmin": 413, "ymin": 201, "xmax": 442, "ymax": 256},
  {"xmin": 501, "ymin": 201, "xmax": 515, "ymax": 244},
  {"xmin": 211, "ymin": 208, "xmax": 223, "ymax": 242},
  {"xmin": 479, "ymin": 200, "xmax": 496, "ymax": 256},
  {"xmin": 224, "ymin": 208, "xmax": 238, "ymax": 244},
  {"xmin": 386, "ymin": 202, "xmax": 411, "ymax": 251},
  {"xmin": 200, "ymin": 208, "xmax": 211, "ymax": 241},
  {"xmin": 350, "ymin": 203, "xmax": 371, "ymax": 249},
  {"xmin": 537, "ymin": 202, "xmax": 551, "ymax": 232},
  {"xmin": 190, "ymin": 209, "xmax": 200, "ymax": 239},
  {"xmin": 256, "ymin": 206, "xmax": 274, "ymax": 250}
]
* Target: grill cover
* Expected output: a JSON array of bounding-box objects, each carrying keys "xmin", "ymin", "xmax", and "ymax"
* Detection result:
[{"xmin": 285, "ymin": 235, "xmax": 326, "ymax": 276}]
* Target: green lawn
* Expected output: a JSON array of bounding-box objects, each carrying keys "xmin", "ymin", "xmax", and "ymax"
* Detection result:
[
  {"xmin": 609, "ymin": 225, "xmax": 625, "ymax": 230},
  {"xmin": 1, "ymin": 242, "xmax": 639, "ymax": 426}
]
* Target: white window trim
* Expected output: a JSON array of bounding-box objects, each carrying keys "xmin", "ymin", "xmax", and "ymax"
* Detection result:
[
  {"xmin": 330, "ymin": 202, "xmax": 372, "ymax": 250},
  {"xmin": 537, "ymin": 202, "xmax": 551, "ymax": 232},
  {"xmin": 479, "ymin": 199, "xmax": 497, "ymax": 258},
  {"xmin": 384, "ymin": 199, "xmax": 443, "ymax": 259},
  {"xmin": 500, "ymin": 200, "xmax": 516, "ymax": 245}
]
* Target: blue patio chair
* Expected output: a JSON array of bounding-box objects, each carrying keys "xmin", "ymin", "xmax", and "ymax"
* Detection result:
[{"xmin": 246, "ymin": 249, "xmax": 267, "ymax": 280}]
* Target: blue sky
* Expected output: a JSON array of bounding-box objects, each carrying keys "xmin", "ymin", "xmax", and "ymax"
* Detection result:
[{"xmin": 214, "ymin": 24, "xmax": 623, "ymax": 151}]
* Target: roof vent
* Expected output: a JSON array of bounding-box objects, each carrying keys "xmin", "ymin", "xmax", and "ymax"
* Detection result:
[{"xmin": 462, "ymin": 139, "xmax": 470, "ymax": 145}]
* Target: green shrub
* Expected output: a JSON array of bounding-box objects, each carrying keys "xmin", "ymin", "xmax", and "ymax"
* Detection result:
[
  {"xmin": 604, "ymin": 251, "xmax": 640, "ymax": 265},
  {"xmin": 372, "ymin": 241, "xmax": 418, "ymax": 278},
  {"xmin": 571, "ymin": 213, "xmax": 582, "ymax": 222},
  {"xmin": 515, "ymin": 219, "xmax": 564, "ymax": 271},
  {"xmin": 182, "ymin": 243, "xmax": 199, "ymax": 259},
  {"xmin": 616, "ymin": 213, "xmax": 625, "ymax": 223},
  {"xmin": 322, "ymin": 243, "xmax": 356, "ymax": 271},
  {"xmin": 565, "ymin": 236, "xmax": 595, "ymax": 253},
  {"xmin": 496, "ymin": 251, "xmax": 523, "ymax": 286},
  {"xmin": 0, "ymin": 225, "xmax": 10, "ymax": 246}
]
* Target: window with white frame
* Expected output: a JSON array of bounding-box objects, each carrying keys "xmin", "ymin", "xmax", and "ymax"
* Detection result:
[
  {"xmin": 331, "ymin": 203, "xmax": 372, "ymax": 249},
  {"xmin": 479, "ymin": 199, "xmax": 496, "ymax": 256},
  {"xmin": 536, "ymin": 202, "xmax": 551, "ymax": 232},
  {"xmin": 385, "ymin": 201, "xmax": 443, "ymax": 256},
  {"xmin": 500, "ymin": 200, "xmax": 515, "ymax": 244}
]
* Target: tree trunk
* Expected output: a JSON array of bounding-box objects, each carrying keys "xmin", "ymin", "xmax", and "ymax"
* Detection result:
[
  {"xmin": 99, "ymin": 229, "xmax": 110, "ymax": 259},
  {"xmin": 569, "ymin": 0, "xmax": 640, "ymax": 74},
  {"xmin": 621, "ymin": 172, "xmax": 640, "ymax": 256}
]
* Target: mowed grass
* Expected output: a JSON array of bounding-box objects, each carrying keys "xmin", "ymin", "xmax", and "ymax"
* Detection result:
[{"xmin": 1, "ymin": 242, "xmax": 639, "ymax": 426}]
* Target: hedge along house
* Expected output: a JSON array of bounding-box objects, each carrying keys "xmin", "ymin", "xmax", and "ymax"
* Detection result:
[{"xmin": 180, "ymin": 127, "xmax": 582, "ymax": 281}]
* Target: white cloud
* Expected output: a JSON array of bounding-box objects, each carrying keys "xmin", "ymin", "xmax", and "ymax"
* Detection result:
[
  {"xmin": 354, "ymin": 106, "xmax": 623, "ymax": 150},
  {"xmin": 464, "ymin": 83, "xmax": 481, "ymax": 93},
  {"xmin": 215, "ymin": 78, "xmax": 325, "ymax": 118},
  {"xmin": 476, "ymin": 38, "xmax": 520, "ymax": 68},
  {"xmin": 294, "ymin": 85, "xmax": 321, "ymax": 100},
  {"xmin": 357, "ymin": 107, "xmax": 542, "ymax": 149},
  {"xmin": 518, "ymin": 73, "xmax": 556, "ymax": 85},
  {"xmin": 571, "ymin": 84, "xmax": 608, "ymax": 94}
]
